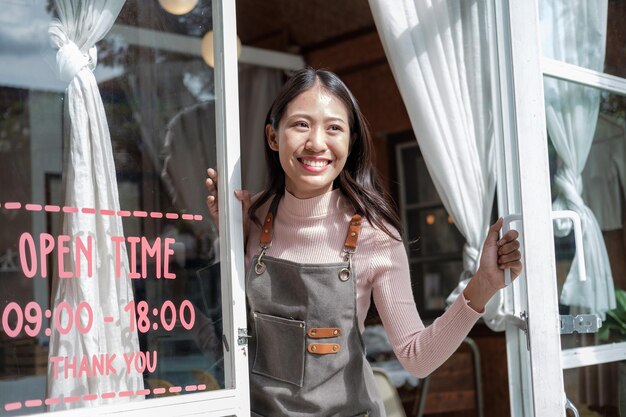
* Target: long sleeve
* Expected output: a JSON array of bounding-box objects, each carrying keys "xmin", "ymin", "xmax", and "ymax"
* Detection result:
[{"xmin": 360, "ymin": 219, "xmax": 483, "ymax": 378}]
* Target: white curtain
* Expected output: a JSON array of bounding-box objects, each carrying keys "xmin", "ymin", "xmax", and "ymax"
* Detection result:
[
  {"xmin": 48, "ymin": 0, "xmax": 143, "ymax": 409},
  {"xmin": 540, "ymin": 0, "xmax": 615, "ymax": 317},
  {"xmin": 369, "ymin": 0, "xmax": 505, "ymax": 330}
]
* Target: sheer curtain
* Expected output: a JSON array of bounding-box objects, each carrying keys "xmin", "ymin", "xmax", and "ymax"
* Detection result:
[
  {"xmin": 540, "ymin": 0, "xmax": 615, "ymax": 317},
  {"xmin": 369, "ymin": 0, "xmax": 506, "ymax": 329},
  {"xmin": 48, "ymin": 0, "xmax": 143, "ymax": 409}
]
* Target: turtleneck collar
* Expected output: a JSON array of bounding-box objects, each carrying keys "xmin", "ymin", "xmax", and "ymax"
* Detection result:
[{"xmin": 281, "ymin": 188, "xmax": 350, "ymax": 218}]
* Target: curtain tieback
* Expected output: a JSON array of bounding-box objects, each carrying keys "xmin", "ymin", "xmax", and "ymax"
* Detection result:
[{"xmin": 56, "ymin": 41, "xmax": 97, "ymax": 83}]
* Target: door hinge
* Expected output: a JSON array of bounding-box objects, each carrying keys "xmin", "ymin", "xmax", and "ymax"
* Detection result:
[
  {"xmin": 238, "ymin": 328, "xmax": 252, "ymax": 346},
  {"xmin": 559, "ymin": 314, "xmax": 601, "ymax": 334}
]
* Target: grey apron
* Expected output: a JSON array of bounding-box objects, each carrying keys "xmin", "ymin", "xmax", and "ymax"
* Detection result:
[{"xmin": 246, "ymin": 195, "xmax": 385, "ymax": 417}]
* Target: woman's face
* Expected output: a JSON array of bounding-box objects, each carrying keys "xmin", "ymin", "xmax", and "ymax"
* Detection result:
[{"xmin": 267, "ymin": 84, "xmax": 351, "ymax": 199}]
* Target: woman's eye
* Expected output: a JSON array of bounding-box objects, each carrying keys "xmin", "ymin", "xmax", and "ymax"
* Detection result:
[
  {"xmin": 328, "ymin": 125, "xmax": 342, "ymax": 131},
  {"xmin": 295, "ymin": 121, "xmax": 309, "ymax": 128}
]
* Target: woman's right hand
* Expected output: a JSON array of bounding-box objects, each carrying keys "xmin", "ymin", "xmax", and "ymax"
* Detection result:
[{"xmin": 205, "ymin": 168, "xmax": 251, "ymax": 235}]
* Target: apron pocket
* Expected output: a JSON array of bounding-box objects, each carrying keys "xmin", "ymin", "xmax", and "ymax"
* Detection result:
[{"xmin": 252, "ymin": 312, "xmax": 305, "ymax": 387}]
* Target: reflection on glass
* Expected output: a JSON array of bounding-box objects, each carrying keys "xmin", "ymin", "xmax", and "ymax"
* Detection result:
[
  {"xmin": 0, "ymin": 0, "xmax": 227, "ymax": 414},
  {"xmin": 547, "ymin": 79, "xmax": 626, "ymax": 415}
]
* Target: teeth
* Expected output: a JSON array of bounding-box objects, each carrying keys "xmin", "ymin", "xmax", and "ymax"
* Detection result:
[{"xmin": 302, "ymin": 159, "xmax": 328, "ymax": 168}]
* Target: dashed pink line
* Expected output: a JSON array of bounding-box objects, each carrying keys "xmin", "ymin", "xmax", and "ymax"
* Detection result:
[
  {"xmin": 103, "ymin": 316, "xmax": 114, "ymax": 323},
  {"xmin": 3, "ymin": 385, "xmax": 219, "ymax": 411},
  {"xmin": 63, "ymin": 396, "xmax": 81, "ymax": 403},
  {"xmin": 4, "ymin": 402, "xmax": 21, "ymax": 411},
  {"xmin": 1, "ymin": 202, "xmax": 204, "ymax": 222},
  {"xmin": 25, "ymin": 204, "xmax": 42, "ymax": 211}
]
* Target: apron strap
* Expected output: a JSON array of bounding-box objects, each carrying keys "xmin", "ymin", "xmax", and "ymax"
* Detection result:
[
  {"xmin": 343, "ymin": 214, "xmax": 363, "ymax": 253},
  {"xmin": 259, "ymin": 194, "xmax": 282, "ymax": 248}
]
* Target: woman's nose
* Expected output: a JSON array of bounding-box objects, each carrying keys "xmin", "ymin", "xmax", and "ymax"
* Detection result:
[{"xmin": 305, "ymin": 127, "xmax": 327, "ymax": 152}]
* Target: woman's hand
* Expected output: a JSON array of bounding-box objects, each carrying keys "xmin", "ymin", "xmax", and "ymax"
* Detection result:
[
  {"xmin": 463, "ymin": 218, "xmax": 523, "ymax": 312},
  {"xmin": 205, "ymin": 168, "xmax": 251, "ymax": 234}
]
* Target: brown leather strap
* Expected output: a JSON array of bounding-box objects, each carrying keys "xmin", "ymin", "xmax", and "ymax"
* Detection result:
[
  {"xmin": 258, "ymin": 194, "xmax": 282, "ymax": 247},
  {"xmin": 343, "ymin": 214, "xmax": 363, "ymax": 251},
  {"xmin": 307, "ymin": 328, "xmax": 341, "ymax": 339},
  {"xmin": 259, "ymin": 212, "xmax": 274, "ymax": 246},
  {"xmin": 307, "ymin": 343, "xmax": 341, "ymax": 354}
]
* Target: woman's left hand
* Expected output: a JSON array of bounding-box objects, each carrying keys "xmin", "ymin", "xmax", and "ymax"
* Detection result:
[{"xmin": 463, "ymin": 218, "xmax": 523, "ymax": 312}]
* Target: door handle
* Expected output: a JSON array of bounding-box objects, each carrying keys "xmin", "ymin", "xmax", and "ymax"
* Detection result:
[
  {"xmin": 565, "ymin": 397, "xmax": 580, "ymax": 417},
  {"xmin": 501, "ymin": 210, "xmax": 586, "ymax": 286}
]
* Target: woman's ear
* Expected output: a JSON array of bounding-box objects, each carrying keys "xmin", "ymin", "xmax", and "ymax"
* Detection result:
[{"xmin": 266, "ymin": 124, "xmax": 279, "ymax": 151}]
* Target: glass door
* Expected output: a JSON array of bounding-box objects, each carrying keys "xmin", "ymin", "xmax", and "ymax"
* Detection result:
[
  {"xmin": 0, "ymin": 0, "xmax": 249, "ymax": 416},
  {"xmin": 493, "ymin": 1, "xmax": 626, "ymax": 416}
]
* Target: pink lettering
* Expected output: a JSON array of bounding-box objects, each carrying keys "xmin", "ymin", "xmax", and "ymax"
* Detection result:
[
  {"xmin": 40, "ymin": 233, "xmax": 55, "ymax": 278},
  {"xmin": 128, "ymin": 237, "xmax": 141, "ymax": 279},
  {"xmin": 163, "ymin": 238, "xmax": 176, "ymax": 279},
  {"xmin": 111, "ymin": 236, "xmax": 125, "ymax": 278},
  {"xmin": 19, "ymin": 232, "xmax": 36, "ymax": 278},
  {"xmin": 49, "ymin": 356, "xmax": 63, "ymax": 379},
  {"xmin": 141, "ymin": 237, "xmax": 161, "ymax": 278},
  {"xmin": 57, "ymin": 235, "xmax": 72, "ymax": 278},
  {"xmin": 48, "ymin": 354, "xmax": 119, "ymax": 379},
  {"xmin": 75, "ymin": 235, "xmax": 93, "ymax": 278}
]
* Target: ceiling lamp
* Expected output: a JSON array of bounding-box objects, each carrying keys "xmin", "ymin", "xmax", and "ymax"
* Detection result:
[
  {"xmin": 201, "ymin": 31, "xmax": 242, "ymax": 68},
  {"xmin": 158, "ymin": 0, "xmax": 198, "ymax": 15}
]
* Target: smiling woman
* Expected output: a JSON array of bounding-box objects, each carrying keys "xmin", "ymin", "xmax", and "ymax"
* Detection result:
[{"xmin": 205, "ymin": 67, "xmax": 523, "ymax": 417}]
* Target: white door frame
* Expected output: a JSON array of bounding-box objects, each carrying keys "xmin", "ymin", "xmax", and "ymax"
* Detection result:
[{"xmin": 491, "ymin": 1, "xmax": 566, "ymax": 416}]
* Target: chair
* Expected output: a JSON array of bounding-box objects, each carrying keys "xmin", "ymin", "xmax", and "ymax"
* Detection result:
[{"xmin": 372, "ymin": 367, "xmax": 408, "ymax": 417}]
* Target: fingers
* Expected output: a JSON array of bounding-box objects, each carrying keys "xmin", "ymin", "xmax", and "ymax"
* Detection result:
[
  {"xmin": 497, "ymin": 230, "xmax": 521, "ymax": 269},
  {"xmin": 486, "ymin": 217, "xmax": 504, "ymax": 245}
]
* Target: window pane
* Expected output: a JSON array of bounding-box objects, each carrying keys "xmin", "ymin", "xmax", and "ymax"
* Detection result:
[
  {"xmin": 409, "ymin": 260, "xmax": 463, "ymax": 320},
  {"xmin": 544, "ymin": 77, "xmax": 626, "ymax": 360},
  {"xmin": 406, "ymin": 207, "xmax": 465, "ymax": 257},
  {"xmin": 0, "ymin": 0, "xmax": 229, "ymax": 414},
  {"xmin": 539, "ymin": 0, "xmax": 626, "ymax": 80}
]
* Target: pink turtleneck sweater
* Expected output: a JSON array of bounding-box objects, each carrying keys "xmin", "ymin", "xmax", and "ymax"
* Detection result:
[{"xmin": 245, "ymin": 189, "xmax": 483, "ymax": 378}]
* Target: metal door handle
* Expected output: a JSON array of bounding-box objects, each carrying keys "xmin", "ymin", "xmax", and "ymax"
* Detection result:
[
  {"xmin": 565, "ymin": 397, "xmax": 580, "ymax": 417},
  {"xmin": 501, "ymin": 210, "xmax": 586, "ymax": 286}
]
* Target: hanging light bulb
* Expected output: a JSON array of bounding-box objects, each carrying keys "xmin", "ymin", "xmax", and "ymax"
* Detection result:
[
  {"xmin": 201, "ymin": 31, "xmax": 242, "ymax": 67},
  {"xmin": 158, "ymin": 0, "xmax": 198, "ymax": 15}
]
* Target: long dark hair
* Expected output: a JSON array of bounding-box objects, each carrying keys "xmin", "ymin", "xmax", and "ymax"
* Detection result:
[{"xmin": 249, "ymin": 68, "xmax": 402, "ymax": 239}]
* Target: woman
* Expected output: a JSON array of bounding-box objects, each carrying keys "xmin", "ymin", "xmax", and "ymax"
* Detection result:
[{"xmin": 206, "ymin": 68, "xmax": 522, "ymax": 417}]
